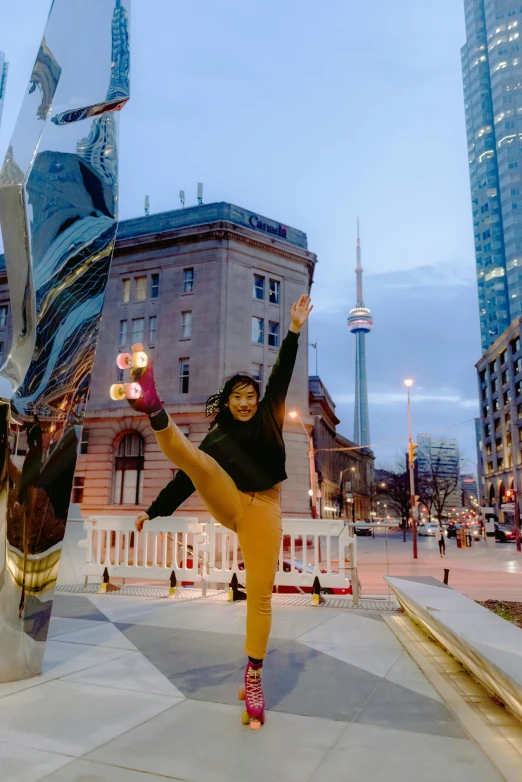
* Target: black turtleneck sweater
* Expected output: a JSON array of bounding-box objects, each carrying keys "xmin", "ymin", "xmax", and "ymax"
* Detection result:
[{"xmin": 146, "ymin": 329, "xmax": 300, "ymax": 519}]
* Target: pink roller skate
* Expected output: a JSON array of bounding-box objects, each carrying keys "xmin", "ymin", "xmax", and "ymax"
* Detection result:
[
  {"xmin": 110, "ymin": 343, "xmax": 148, "ymax": 401},
  {"xmin": 238, "ymin": 661, "xmax": 265, "ymax": 729}
]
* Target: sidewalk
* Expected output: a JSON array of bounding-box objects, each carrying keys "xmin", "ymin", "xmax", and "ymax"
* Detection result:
[{"xmin": 0, "ymin": 592, "xmax": 508, "ymax": 782}]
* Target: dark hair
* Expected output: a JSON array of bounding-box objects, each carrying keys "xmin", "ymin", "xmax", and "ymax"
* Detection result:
[{"xmin": 206, "ymin": 374, "xmax": 260, "ymax": 430}]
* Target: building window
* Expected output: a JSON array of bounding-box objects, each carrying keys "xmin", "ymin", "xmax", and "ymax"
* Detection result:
[
  {"xmin": 487, "ymin": 462, "xmax": 493, "ymax": 474},
  {"xmin": 498, "ymin": 457, "xmax": 504, "ymax": 470},
  {"xmin": 506, "ymin": 411, "xmax": 511, "ymax": 427},
  {"xmin": 72, "ymin": 476, "xmax": 85, "ymax": 504},
  {"xmin": 151, "ymin": 273, "xmax": 160, "ymax": 299},
  {"xmin": 122, "ymin": 278, "xmax": 130, "ymax": 303},
  {"xmin": 486, "ymin": 443, "xmax": 492, "ymax": 456},
  {"xmin": 517, "ymin": 380, "xmax": 522, "ymax": 397},
  {"xmin": 251, "ymin": 363, "xmax": 263, "ymax": 384},
  {"xmin": 119, "ymin": 320, "xmax": 127, "ymax": 346},
  {"xmin": 511, "ymin": 337, "xmax": 521, "ymax": 353},
  {"xmin": 182, "ymin": 311, "xmax": 192, "ymax": 339},
  {"xmin": 113, "ymin": 433, "xmax": 144, "ymax": 505},
  {"xmin": 184, "ymin": 268, "xmax": 194, "ymax": 294},
  {"xmin": 135, "ymin": 276, "xmax": 147, "ymax": 301},
  {"xmin": 484, "ymin": 404, "xmax": 490, "ymax": 417},
  {"xmin": 252, "ymin": 316, "xmax": 264, "ymax": 344},
  {"xmin": 485, "ymin": 422, "xmax": 491, "ymax": 437},
  {"xmin": 253, "ymin": 275, "xmax": 265, "ymax": 300},
  {"xmin": 493, "ymin": 398, "xmax": 500, "ymax": 412},
  {"xmin": 132, "ymin": 318, "xmax": 144, "ymax": 344},
  {"xmin": 504, "ymin": 389, "xmax": 511, "ymax": 405},
  {"xmin": 507, "ymin": 431, "xmax": 512, "ymax": 447},
  {"xmin": 502, "ymin": 369, "xmax": 509, "ymax": 385},
  {"xmin": 149, "ymin": 316, "xmax": 157, "ymax": 344},
  {"xmin": 269, "ymin": 280, "xmax": 280, "ymax": 305},
  {"xmin": 489, "ymin": 360, "xmax": 496, "ymax": 375},
  {"xmin": 496, "ymin": 438, "xmax": 503, "ymax": 451},
  {"xmin": 500, "ymin": 349, "xmax": 508, "ymax": 365},
  {"xmin": 0, "ymin": 305, "xmax": 7, "ymax": 328},
  {"xmin": 491, "ymin": 379, "xmax": 497, "ymax": 393},
  {"xmin": 515, "ymin": 358, "xmax": 522, "ymax": 375},
  {"xmin": 480, "ymin": 368, "xmax": 487, "ymax": 384},
  {"xmin": 80, "ymin": 430, "xmax": 89, "ymax": 455},
  {"xmin": 179, "ymin": 359, "xmax": 190, "ymax": 394},
  {"xmin": 0, "ymin": 342, "xmax": 3, "ymax": 364},
  {"xmin": 268, "ymin": 321, "xmax": 280, "ymax": 348}
]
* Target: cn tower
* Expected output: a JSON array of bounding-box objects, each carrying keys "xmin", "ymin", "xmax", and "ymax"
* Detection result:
[{"xmin": 347, "ymin": 221, "xmax": 373, "ymax": 446}]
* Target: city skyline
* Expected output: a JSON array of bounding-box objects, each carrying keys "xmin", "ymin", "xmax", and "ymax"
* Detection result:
[{"xmin": 0, "ymin": 0, "xmax": 479, "ymax": 467}]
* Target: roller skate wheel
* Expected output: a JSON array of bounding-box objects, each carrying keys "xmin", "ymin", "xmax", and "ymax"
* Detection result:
[
  {"xmin": 132, "ymin": 351, "xmax": 148, "ymax": 369},
  {"xmin": 238, "ymin": 686, "xmax": 246, "ymax": 701},
  {"xmin": 131, "ymin": 342, "xmax": 145, "ymax": 353},
  {"xmin": 250, "ymin": 719, "xmax": 262, "ymax": 730},
  {"xmin": 109, "ymin": 383, "xmax": 126, "ymax": 401},
  {"xmin": 241, "ymin": 710, "xmax": 250, "ymax": 726},
  {"xmin": 116, "ymin": 352, "xmax": 132, "ymax": 370},
  {"xmin": 125, "ymin": 382, "xmax": 142, "ymax": 400}
]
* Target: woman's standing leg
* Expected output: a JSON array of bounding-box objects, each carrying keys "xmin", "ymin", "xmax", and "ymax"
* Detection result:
[{"xmin": 236, "ymin": 486, "xmax": 282, "ymax": 660}]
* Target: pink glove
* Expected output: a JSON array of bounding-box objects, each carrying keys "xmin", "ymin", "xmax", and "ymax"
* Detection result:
[{"xmin": 128, "ymin": 360, "xmax": 163, "ymax": 416}]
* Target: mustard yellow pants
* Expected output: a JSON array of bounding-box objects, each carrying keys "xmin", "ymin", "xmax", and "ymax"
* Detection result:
[{"xmin": 154, "ymin": 417, "xmax": 282, "ymax": 660}]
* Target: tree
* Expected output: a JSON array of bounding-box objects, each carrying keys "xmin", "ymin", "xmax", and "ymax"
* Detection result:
[
  {"xmin": 417, "ymin": 453, "xmax": 458, "ymax": 524},
  {"xmin": 376, "ymin": 461, "xmax": 411, "ymax": 528}
]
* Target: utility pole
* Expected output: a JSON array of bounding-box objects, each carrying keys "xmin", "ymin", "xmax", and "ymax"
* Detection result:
[{"xmin": 405, "ymin": 378, "xmax": 418, "ymax": 559}]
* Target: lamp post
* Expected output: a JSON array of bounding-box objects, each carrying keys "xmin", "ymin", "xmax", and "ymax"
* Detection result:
[
  {"xmin": 405, "ymin": 378, "xmax": 418, "ymax": 559},
  {"xmin": 289, "ymin": 410, "xmax": 318, "ymax": 518}
]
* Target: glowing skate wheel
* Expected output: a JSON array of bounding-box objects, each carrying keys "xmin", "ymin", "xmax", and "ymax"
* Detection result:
[
  {"xmin": 109, "ymin": 383, "xmax": 126, "ymax": 401},
  {"xmin": 131, "ymin": 342, "xmax": 145, "ymax": 353},
  {"xmin": 250, "ymin": 719, "xmax": 262, "ymax": 730},
  {"xmin": 116, "ymin": 352, "xmax": 132, "ymax": 370},
  {"xmin": 238, "ymin": 686, "xmax": 246, "ymax": 701},
  {"xmin": 125, "ymin": 382, "xmax": 142, "ymax": 400},
  {"xmin": 132, "ymin": 351, "xmax": 148, "ymax": 369},
  {"xmin": 241, "ymin": 710, "xmax": 250, "ymax": 726}
]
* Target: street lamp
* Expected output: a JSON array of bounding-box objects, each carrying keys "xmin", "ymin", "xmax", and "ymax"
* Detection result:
[
  {"xmin": 289, "ymin": 410, "xmax": 318, "ymax": 518},
  {"xmin": 404, "ymin": 378, "xmax": 418, "ymax": 559}
]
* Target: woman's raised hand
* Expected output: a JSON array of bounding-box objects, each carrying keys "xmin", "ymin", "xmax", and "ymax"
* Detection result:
[{"xmin": 290, "ymin": 294, "xmax": 313, "ymax": 332}]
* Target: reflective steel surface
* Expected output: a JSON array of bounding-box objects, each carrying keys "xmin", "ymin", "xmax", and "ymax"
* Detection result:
[{"xmin": 0, "ymin": 0, "xmax": 130, "ymax": 681}]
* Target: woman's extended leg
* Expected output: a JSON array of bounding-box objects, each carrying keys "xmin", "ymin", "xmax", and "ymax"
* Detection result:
[
  {"xmin": 236, "ymin": 486, "xmax": 282, "ymax": 660},
  {"xmin": 153, "ymin": 417, "xmax": 243, "ymax": 531}
]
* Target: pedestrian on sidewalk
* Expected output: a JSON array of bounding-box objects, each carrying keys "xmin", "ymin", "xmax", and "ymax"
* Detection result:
[
  {"xmin": 126, "ymin": 294, "xmax": 313, "ymax": 729},
  {"xmin": 437, "ymin": 524, "xmax": 446, "ymax": 557}
]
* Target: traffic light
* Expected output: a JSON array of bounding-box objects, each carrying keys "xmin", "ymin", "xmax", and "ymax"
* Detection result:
[{"xmin": 408, "ymin": 442, "xmax": 418, "ymax": 465}]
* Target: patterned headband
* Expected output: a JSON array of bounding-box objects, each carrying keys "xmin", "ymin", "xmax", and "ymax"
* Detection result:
[{"xmin": 205, "ymin": 387, "xmax": 224, "ymax": 418}]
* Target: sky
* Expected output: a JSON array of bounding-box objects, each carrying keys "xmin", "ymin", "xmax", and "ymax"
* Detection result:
[{"xmin": 0, "ymin": 0, "xmax": 480, "ymax": 470}]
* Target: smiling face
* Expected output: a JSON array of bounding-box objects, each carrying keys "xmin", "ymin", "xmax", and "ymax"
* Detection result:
[{"xmin": 225, "ymin": 382, "xmax": 259, "ymax": 422}]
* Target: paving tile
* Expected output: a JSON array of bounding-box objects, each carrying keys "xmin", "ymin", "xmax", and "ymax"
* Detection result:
[
  {"xmin": 85, "ymin": 699, "xmax": 346, "ymax": 782},
  {"xmin": 310, "ymin": 723, "xmax": 502, "ymax": 782},
  {"xmin": 354, "ymin": 678, "xmax": 466, "ymax": 738},
  {"xmin": 47, "ymin": 617, "xmax": 108, "ymax": 638},
  {"xmin": 86, "ymin": 595, "xmax": 175, "ymax": 623},
  {"xmin": 0, "ymin": 680, "xmax": 182, "ymax": 756},
  {"xmin": 62, "ymin": 651, "xmax": 184, "ymax": 698},
  {"xmin": 39, "ymin": 760, "xmax": 179, "ymax": 781},
  {"xmin": 298, "ymin": 639, "xmax": 402, "ymax": 677},
  {"xmin": 42, "ymin": 640, "xmax": 134, "ymax": 679},
  {"xmin": 0, "ymin": 675, "xmax": 49, "ymax": 700},
  {"xmin": 51, "ymin": 595, "xmax": 110, "ymax": 622},
  {"xmin": 0, "ymin": 741, "xmax": 72, "ymax": 782},
  {"xmin": 50, "ymin": 622, "xmax": 138, "ymax": 650},
  {"xmin": 297, "ymin": 619, "xmax": 403, "ymax": 649}
]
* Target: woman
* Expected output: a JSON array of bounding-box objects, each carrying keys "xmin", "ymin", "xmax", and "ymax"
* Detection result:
[{"xmin": 128, "ymin": 294, "xmax": 313, "ymax": 728}]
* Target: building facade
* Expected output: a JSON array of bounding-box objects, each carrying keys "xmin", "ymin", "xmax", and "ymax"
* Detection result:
[
  {"xmin": 309, "ymin": 377, "xmax": 374, "ymax": 521},
  {"xmin": 461, "ymin": 0, "xmax": 522, "ymax": 352},
  {"xmin": 476, "ymin": 316, "xmax": 522, "ymax": 517},
  {"xmin": 460, "ymin": 472, "xmax": 479, "ymax": 508},
  {"xmin": 417, "ymin": 435, "xmax": 461, "ymax": 512}
]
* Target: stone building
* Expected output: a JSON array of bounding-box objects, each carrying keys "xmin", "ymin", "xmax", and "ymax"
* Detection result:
[{"xmin": 0, "ymin": 202, "xmax": 373, "ymax": 519}]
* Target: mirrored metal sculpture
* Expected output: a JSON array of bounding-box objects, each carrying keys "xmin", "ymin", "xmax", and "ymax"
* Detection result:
[{"xmin": 0, "ymin": 0, "xmax": 130, "ymax": 681}]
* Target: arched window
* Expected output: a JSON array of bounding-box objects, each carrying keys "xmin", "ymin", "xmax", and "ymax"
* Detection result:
[{"xmin": 113, "ymin": 432, "xmax": 144, "ymax": 505}]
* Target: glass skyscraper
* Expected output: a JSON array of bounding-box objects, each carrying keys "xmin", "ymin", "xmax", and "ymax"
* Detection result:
[
  {"xmin": 0, "ymin": 52, "xmax": 8, "ymax": 129},
  {"xmin": 462, "ymin": 1, "xmax": 522, "ymax": 353}
]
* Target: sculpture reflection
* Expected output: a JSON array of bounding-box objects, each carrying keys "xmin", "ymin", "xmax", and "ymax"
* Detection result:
[{"xmin": 0, "ymin": 0, "xmax": 130, "ymax": 681}]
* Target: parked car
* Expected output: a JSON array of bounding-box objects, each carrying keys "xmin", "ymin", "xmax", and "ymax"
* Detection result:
[
  {"xmin": 418, "ymin": 523, "xmax": 439, "ymax": 537},
  {"xmin": 354, "ymin": 522, "xmax": 372, "ymax": 536},
  {"xmin": 495, "ymin": 523, "xmax": 517, "ymax": 543}
]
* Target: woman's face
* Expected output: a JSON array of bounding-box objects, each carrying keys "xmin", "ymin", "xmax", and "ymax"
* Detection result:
[{"xmin": 225, "ymin": 383, "xmax": 259, "ymax": 422}]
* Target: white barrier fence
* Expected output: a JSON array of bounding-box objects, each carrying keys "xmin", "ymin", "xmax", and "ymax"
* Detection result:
[{"xmin": 81, "ymin": 516, "xmax": 359, "ymax": 602}]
